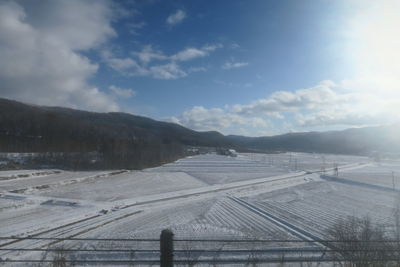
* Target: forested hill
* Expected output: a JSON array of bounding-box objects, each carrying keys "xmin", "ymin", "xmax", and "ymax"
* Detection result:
[
  {"xmin": 0, "ymin": 98, "xmax": 399, "ymax": 169},
  {"xmin": 0, "ymin": 98, "xmax": 234, "ymax": 169}
]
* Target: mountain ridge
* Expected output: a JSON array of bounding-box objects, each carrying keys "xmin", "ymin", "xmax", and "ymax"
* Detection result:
[{"xmin": 0, "ymin": 97, "xmax": 399, "ymax": 169}]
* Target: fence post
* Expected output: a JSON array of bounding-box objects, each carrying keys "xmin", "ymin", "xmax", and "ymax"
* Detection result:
[{"xmin": 160, "ymin": 229, "xmax": 174, "ymax": 267}]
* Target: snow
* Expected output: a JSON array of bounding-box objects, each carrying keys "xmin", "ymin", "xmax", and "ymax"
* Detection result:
[
  {"xmin": 1, "ymin": 152, "xmax": 399, "ymax": 264},
  {"xmin": 35, "ymin": 171, "xmax": 207, "ymax": 201},
  {"xmin": 339, "ymin": 161, "xmax": 400, "ymax": 189},
  {"xmin": 243, "ymin": 152, "xmax": 370, "ymax": 172},
  {"xmin": 147, "ymin": 154, "xmax": 291, "ymax": 184},
  {"xmin": 245, "ymin": 179, "xmax": 399, "ymax": 239},
  {"xmin": 0, "ymin": 170, "xmax": 118, "ymax": 193}
]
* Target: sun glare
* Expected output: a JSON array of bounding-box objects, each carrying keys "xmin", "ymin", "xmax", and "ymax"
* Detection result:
[{"xmin": 342, "ymin": 0, "xmax": 400, "ymax": 117}]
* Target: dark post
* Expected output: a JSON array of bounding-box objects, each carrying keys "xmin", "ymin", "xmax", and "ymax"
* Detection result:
[
  {"xmin": 334, "ymin": 163, "xmax": 339, "ymax": 177},
  {"xmin": 160, "ymin": 229, "xmax": 174, "ymax": 267}
]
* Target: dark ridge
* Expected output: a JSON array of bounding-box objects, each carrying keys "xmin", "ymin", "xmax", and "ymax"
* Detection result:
[
  {"xmin": 0, "ymin": 97, "xmax": 399, "ymax": 169},
  {"xmin": 0, "ymin": 98, "xmax": 234, "ymax": 169}
]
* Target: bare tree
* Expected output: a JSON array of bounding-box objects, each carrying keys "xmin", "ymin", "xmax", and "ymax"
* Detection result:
[
  {"xmin": 392, "ymin": 193, "xmax": 400, "ymax": 265},
  {"xmin": 208, "ymin": 244, "xmax": 225, "ymax": 267},
  {"xmin": 327, "ymin": 216, "xmax": 391, "ymax": 267},
  {"xmin": 177, "ymin": 241, "xmax": 202, "ymax": 267},
  {"xmin": 37, "ymin": 242, "xmax": 74, "ymax": 267}
]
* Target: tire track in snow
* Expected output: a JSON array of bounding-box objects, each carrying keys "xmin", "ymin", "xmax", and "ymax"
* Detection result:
[
  {"xmin": 0, "ymin": 209, "xmax": 142, "ymax": 258},
  {"xmin": 228, "ymin": 196, "xmax": 327, "ymax": 248}
]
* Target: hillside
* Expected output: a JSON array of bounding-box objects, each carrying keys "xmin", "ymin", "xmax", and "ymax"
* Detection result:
[
  {"xmin": 0, "ymin": 98, "xmax": 399, "ymax": 169},
  {"xmin": 0, "ymin": 98, "xmax": 234, "ymax": 169}
]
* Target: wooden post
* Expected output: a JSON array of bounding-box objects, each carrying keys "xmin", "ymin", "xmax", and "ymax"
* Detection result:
[{"xmin": 160, "ymin": 229, "xmax": 174, "ymax": 267}]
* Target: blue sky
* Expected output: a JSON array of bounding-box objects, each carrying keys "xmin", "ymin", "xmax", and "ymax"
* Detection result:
[{"xmin": 1, "ymin": 0, "xmax": 400, "ymax": 136}]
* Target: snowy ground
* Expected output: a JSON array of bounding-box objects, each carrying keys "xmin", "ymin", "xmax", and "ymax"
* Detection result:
[
  {"xmin": 2, "ymin": 152, "xmax": 400, "ymax": 265},
  {"xmin": 244, "ymin": 152, "xmax": 370, "ymax": 172},
  {"xmin": 146, "ymin": 154, "xmax": 290, "ymax": 185},
  {"xmin": 34, "ymin": 171, "xmax": 207, "ymax": 201},
  {"xmin": 338, "ymin": 161, "xmax": 400, "ymax": 189},
  {"xmin": 244, "ymin": 179, "xmax": 399, "ymax": 239}
]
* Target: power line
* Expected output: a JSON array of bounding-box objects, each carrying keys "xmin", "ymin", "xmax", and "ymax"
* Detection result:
[{"xmin": 1, "ymin": 236, "xmax": 399, "ymax": 242}]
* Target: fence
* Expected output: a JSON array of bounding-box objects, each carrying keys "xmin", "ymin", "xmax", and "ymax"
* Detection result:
[{"xmin": 1, "ymin": 230, "xmax": 400, "ymax": 266}]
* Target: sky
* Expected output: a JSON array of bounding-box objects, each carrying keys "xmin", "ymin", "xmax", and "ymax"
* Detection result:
[{"xmin": 1, "ymin": 0, "xmax": 400, "ymax": 136}]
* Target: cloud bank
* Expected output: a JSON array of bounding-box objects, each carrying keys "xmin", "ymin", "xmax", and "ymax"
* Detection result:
[
  {"xmin": 0, "ymin": 0, "xmax": 120, "ymax": 111},
  {"xmin": 172, "ymin": 79, "xmax": 400, "ymax": 135}
]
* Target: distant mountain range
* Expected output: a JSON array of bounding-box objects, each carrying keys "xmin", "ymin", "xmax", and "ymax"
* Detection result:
[
  {"xmin": 227, "ymin": 125, "xmax": 400, "ymax": 155},
  {"xmin": 0, "ymin": 98, "xmax": 399, "ymax": 168}
]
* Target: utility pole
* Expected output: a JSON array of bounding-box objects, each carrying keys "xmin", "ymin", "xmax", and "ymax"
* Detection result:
[
  {"xmin": 392, "ymin": 171, "xmax": 396, "ymax": 191},
  {"xmin": 333, "ymin": 163, "xmax": 339, "ymax": 177}
]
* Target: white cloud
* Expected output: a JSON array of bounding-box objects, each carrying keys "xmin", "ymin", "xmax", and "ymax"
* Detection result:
[
  {"xmin": 188, "ymin": 66, "xmax": 207, "ymax": 73},
  {"xmin": 166, "ymin": 9, "xmax": 186, "ymax": 25},
  {"xmin": 102, "ymin": 52, "xmax": 138, "ymax": 71},
  {"xmin": 133, "ymin": 45, "xmax": 167, "ymax": 64},
  {"xmin": 171, "ymin": 48, "xmax": 207, "ymax": 61},
  {"xmin": 108, "ymin": 57, "xmax": 138, "ymax": 71},
  {"xmin": 149, "ymin": 62, "xmax": 187, "ymax": 79},
  {"xmin": 109, "ymin": 85, "xmax": 135, "ymax": 98},
  {"xmin": 170, "ymin": 44, "xmax": 222, "ymax": 61},
  {"xmin": 101, "ymin": 49, "xmax": 150, "ymax": 76},
  {"xmin": 170, "ymin": 106, "xmax": 268, "ymax": 134},
  {"xmin": 296, "ymin": 111, "xmax": 386, "ymax": 127},
  {"xmin": 173, "ymin": 76, "xmax": 400, "ymax": 135},
  {"xmin": 127, "ymin": 21, "xmax": 146, "ymax": 35},
  {"xmin": 230, "ymin": 43, "xmax": 240, "ymax": 49},
  {"xmin": 222, "ymin": 61, "xmax": 249, "ymax": 70},
  {"xmin": 202, "ymin": 43, "xmax": 224, "ymax": 51},
  {"xmin": 0, "ymin": 0, "xmax": 120, "ymax": 112},
  {"xmin": 103, "ymin": 51, "xmax": 187, "ymax": 79},
  {"xmin": 103, "ymin": 43, "xmax": 221, "ymax": 79},
  {"xmin": 233, "ymin": 80, "xmax": 347, "ymax": 115}
]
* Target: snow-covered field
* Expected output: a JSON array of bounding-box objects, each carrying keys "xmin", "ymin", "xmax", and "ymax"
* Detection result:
[
  {"xmin": 244, "ymin": 180, "xmax": 399, "ymax": 239},
  {"xmin": 34, "ymin": 171, "xmax": 207, "ymax": 201},
  {"xmin": 146, "ymin": 154, "xmax": 290, "ymax": 184},
  {"xmin": 244, "ymin": 152, "xmax": 370, "ymax": 172},
  {"xmin": 3, "ymin": 152, "xmax": 400, "ymax": 265},
  {"xmin": 339, "ymin": 161, "xmax": 400, "ymax": 189}
]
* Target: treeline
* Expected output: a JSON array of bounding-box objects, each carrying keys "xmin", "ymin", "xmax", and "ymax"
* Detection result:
[
  {"xmin": 19, "ymin": 142, "xmax": 185, "ymax": 170},
  {"xmin": 0, "ymin": 132, "xmax": 186, "ymax": 170}
]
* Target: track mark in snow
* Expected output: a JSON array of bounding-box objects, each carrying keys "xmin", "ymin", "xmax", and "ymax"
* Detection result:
[
  {"xmin": 229, "ymin": 196, "xmax": 326, "ymax": 248},
  {"xmin": 44, "ymin": 210, "xmax": 143, "ymax": 248},
  {"xmin": 0, "ymin": 210, "xmax": 143, "ymax": 259},
  {"xmin": 0, "ymin": 214, "xmax": 101, "ymax": 248}
]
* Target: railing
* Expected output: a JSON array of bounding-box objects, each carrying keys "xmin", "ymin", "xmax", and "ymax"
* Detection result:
[{"xmin": 1, "ymin": 231, "xmax": 400, "ymax": 266}]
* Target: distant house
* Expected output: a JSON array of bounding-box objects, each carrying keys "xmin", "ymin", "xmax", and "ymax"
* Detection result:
[
  {"xmin": 228, "ymin": 149, "xmax": 237, "ymax": 157},
  {"xmin": 216, "ymin": 148, "xmax": 237, "ymax": 157}
]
